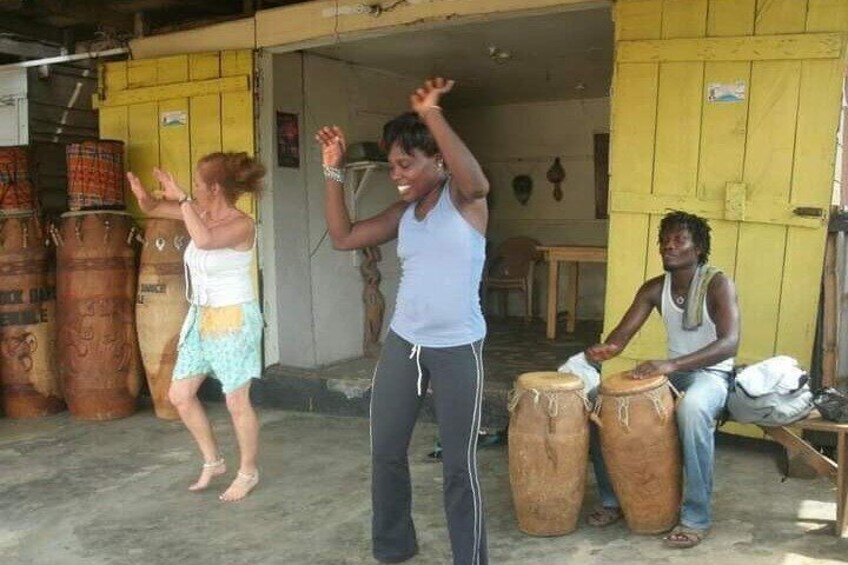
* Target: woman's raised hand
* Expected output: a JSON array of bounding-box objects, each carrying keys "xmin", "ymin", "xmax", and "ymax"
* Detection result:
[
  {"xmin": 315, "ymin": 126, "xmax": 347, "ymax": 168},
  {"xmin": 153, "ymin": 167, "xmax": 187, "ymax": 201},
  {"xmin": 126, "ymin": 172, "xmax": 156, "ymax": 211},
  {"xmin": 410, "ymin": 77, "xmax": 455, "ymax": 116}
]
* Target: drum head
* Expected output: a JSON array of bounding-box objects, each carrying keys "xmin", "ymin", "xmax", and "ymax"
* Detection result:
[
  {"xmin": 516, "ymin": 371, "xmax": 584, "ymax": 392},
  {"xmin": 599, "ymin": 371, "xmax": 667, "ymax": 396}
]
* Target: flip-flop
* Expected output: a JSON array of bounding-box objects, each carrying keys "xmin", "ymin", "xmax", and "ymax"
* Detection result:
[
  {"xmin": 663, "ymin": 524, "xmax": 708, "ymax": 548},
  {"xmin": 586, "ymin": 506, "xmax": 623, "ymax": 527}
]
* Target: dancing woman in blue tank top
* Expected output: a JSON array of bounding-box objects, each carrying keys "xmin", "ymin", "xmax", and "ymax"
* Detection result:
[{"xmin": 317, "ymin": 78, "xmax": 489, "ymax": 565}]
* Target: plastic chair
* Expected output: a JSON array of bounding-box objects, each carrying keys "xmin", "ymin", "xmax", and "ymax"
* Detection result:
[{"xmin": 483, "ymin": 237, "xmax": 540, "ymax": 321}]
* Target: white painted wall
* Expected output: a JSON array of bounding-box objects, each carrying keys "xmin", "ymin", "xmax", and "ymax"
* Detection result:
[{"xmin": 452, "ymin": 97, "xmax": 610, "ymax": 321}]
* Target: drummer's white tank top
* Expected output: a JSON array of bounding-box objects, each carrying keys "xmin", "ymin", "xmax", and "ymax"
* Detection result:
[{"xmin": 661, "ymin": 273, "xmax": 734, "ymax": 372}]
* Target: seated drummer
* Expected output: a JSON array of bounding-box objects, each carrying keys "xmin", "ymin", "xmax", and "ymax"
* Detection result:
[{"xmin": 584, "ymin": 211, "xmax": 740, "ymax": 548}]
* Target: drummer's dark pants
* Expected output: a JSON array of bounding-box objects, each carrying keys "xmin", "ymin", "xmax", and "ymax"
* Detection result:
[
  {"xmin": 370, "ymin": 330, "xmax": 487, "ymax": 565},
  {"xmin": 590, "ymin": 368, "xmax": 731, "ymax": 530}
]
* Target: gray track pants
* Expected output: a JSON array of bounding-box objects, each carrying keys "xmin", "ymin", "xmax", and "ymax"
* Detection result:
[{"xmin": 370, "ymin": 330, "xmax": 488, "ymax": 565}]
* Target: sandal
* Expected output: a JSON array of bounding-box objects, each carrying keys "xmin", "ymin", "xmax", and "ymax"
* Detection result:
[
  {"xmin": 663, "ymin": 524, "xmax": 708, "ymax": 548},
  {"xmin": 586, "ymin": 506, "xmax": 623, "ymax": 527},
  {"xmin": 188, "ymin": 457, "xmax": 226, "ymax": 492},
  {"xmin": 219, "ymin": 470, "xmax": 259, "ymax": 502}
]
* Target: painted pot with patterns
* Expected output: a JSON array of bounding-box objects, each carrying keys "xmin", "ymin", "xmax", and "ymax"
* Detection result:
[
  {"xmin": 0, "ymin": 146, "xmax": 36, "ymax": 214},
  {"xmin": 54, "ymin": 211, "xmax": 142, "ymax": 420},
  {"xmin": 136, "ymin": 219, "xmax": 189, "ymax": 420},
  {"xmin": 508, "ymin": 371, "xmax": 590, "ymax": 536},
  {"xmin": 592, "ymin": 372, "xmax": 682, "ymax": 534},
  {"xmin": 0, "ymin": 212, "xmax": 64, "ymax": 418}
]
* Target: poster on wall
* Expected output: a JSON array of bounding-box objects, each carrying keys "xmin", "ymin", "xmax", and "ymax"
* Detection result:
[{"xmin": 276, "ymin": 111, "xmax": 300, "ymax": 168}]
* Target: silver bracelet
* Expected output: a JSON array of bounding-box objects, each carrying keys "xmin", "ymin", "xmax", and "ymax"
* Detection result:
[{"xmin": 323, "ymin": 164, "xmax": 345, "ymax": 184}]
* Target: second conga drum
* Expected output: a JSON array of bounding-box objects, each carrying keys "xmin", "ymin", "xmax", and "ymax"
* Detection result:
[
  {"xmin": 594, "ymin": 372, "xmax": 682, "ymax": 534},
  {"xmin": 136, "ymin": 219, "xmax": 189, "ymax": 420},
  {"xmin": 0, "ymin": 212, "xmax": 64, "ymax": 418},
  {"xmin": 56, "ymin": 211, "xmax": 142, "ymax": 420},
  {"xmin": 508, "ymin": 371, "xmax": 590, "ymax": 536}
]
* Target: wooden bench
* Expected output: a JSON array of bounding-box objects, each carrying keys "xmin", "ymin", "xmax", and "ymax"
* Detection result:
[{"xmin": 759, "ymin": 416, "xmax": 848, "ymax": 537}]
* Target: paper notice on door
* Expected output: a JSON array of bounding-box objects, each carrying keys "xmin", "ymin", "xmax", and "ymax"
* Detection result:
[
  {"xmin": 161, "ymin": 111, "xmax": 187, "ymax": 127},
  {"xmin": 707, "ymin": 82, "xmax": 746, "ymax": 103}
]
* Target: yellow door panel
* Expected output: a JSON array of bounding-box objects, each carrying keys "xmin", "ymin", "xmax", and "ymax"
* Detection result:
[
  {"xmin": 190, "ymin": 53, "xmax": 222, "ymax": 81},
  {"xmin": 615, "ymin": 0, "xmax": 662, "ymax": 41},
  {"xmin": 743, "ymin": 61, "xmax": 801, "ymax": 203},
  {"xmin": 126, "ymin": 102, "xmax": 159, "ymax": 218},
  {"xmin": 158, "ymin": 98, "xmax": 192, "ymax": 193},
  {"xmin": 189, "ymin": 95, "xmax": 223, "ymax": 179},
  {"xmin": 127, "ymin": 59, "xmax": 158, "ymax": 89},
  {"xmin": 792, "ymin": 59, "xmax": 845, "ymax": 205},
  {"xmin": 754, "ymin": 0, "xmax": 807, "ymax": 35},
  {"xmin": 698, "ymin": 62, "xmax": 750, "ymax": 201},
  {"xmin": 776, "ymin": 229, "xmax": 827, "ymax": 362},
  {"xmin": 156, "ymin": 55, "xmax": 189, "ymax": 85},
  {"xmin": 806, "ymin": 0, "xmax": 848, "ymax": 32},
  {"xmin": 734, "ymin": 223, "xmax": 785, "ymax": 362},
  {"xmin": 653, "ymin": 62, "xmax": 703, "ymax": 197},
  {"xmin": 661, "ymin": 0, "xmax": 707, "ymax": 38},
  {"xmin": 609, "ymin": 64, "xmax": 658, "ymax": 193},
  {"xmin": 707, "ymin": 0, "xmax": 755, "ymax": 37}
]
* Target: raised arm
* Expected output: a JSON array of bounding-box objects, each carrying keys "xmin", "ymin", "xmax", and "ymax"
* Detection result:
[
  {"xmin": 155, "ymin": 167, "xmax": 254, "ymax": 251},
  {"xmin": 585, "ymin": 277, "xmax": 662, "ymax": 363},
  {"xmin": 411, "ymin": 79, "xmax": 488, "ymax": 230},
  {"xmin": 126, "ymin": 172, "xmax": 182, "ymax": 220},
  {"xmin": 316, "ymin": 126, "xmax": 406, "ymax": 251}
]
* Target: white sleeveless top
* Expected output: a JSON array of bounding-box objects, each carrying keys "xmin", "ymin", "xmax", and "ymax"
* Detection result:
[
  {"xmin": 661, "ymin": 273, "xmax": 734, "ymax": 373},
  {"xmin": 183, "ymin": 238, "xmax": 254, "ymax": 307}
]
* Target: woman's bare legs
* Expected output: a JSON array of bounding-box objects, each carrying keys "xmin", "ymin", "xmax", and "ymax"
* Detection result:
[
  {"xmin": 219, "ymin": 381, "xmax": 259, "ymax": 502},
  {"xmin": 169, "ymin": 375, "xmax": 226, "ymax": 490}
]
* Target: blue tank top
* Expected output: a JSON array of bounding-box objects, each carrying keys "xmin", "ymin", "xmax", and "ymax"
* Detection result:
[{"xmin": 390, "ymin": 182, "xmax": 487, "ymax": 347}]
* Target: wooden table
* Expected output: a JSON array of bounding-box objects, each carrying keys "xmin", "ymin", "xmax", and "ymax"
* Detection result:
[
  {"xmin": 536, "ymin": 245, "xmax": 607, "ymax": 339},
  {"xmin": 761, "ymin": 416, "xmax": 848, "ymax": 537}
]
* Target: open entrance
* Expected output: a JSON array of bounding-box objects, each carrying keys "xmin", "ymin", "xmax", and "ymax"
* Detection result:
[{"xmin": 260, "ymin": 4, "xmax": 614, "ymax": 395}]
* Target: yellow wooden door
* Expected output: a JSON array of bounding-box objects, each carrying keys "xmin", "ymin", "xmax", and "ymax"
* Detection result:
[
  {"xmin": 94, "ymin": 50, "xmax": 255, "ymax": 218},
  {"xmin": 603, "ymin": 1, "xmax": 848, "ymax": 380}
]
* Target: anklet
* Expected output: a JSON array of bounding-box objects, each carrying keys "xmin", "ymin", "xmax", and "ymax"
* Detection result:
[{"xmin": 202, "ymin": 457, "xmax": 224, "ymax": 469}]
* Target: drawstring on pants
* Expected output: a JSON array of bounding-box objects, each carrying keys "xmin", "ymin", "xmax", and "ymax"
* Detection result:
[{"xmin": 409, "ymin": 344, "xmax": 424, "ymax": 396}]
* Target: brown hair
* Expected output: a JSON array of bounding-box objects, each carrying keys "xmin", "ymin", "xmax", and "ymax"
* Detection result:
[{"xmin": 197, "ymin": 152, "xmax": 266, "ymax": 204}]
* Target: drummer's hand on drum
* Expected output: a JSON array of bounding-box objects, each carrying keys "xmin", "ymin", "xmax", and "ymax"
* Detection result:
[
  {"xmin": 126, "ymin": 172, "xmax": 156, "ymax": 211},
  {"xmin": 153, "ymin": 167, "xmax": 187, "ymax": 201},
  {"xmin": 631, "ymin": 360, "xmax": 675, "ymax": 380},
  {"xmin": 585, "ymin": 342, "xmax": 621, "ymax": 363}
]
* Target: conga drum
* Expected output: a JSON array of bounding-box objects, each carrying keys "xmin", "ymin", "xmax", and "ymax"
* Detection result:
[
  {"xmin": 0, "ymin": 146, "xmax": 36, "ymax": 214},
  {"xmin": 55, "ymin": 211, "xmax": 141, "ymax": 420},
  {"xmin": 508, "ymin": 371, "xmax": 590, "ymax": 536},
  {"xmin": 66, "ymin": 140, "xmax": 125, "ymax": 210},
  {"xmin": 593, "ymin": 372, "xmax": 682, "ymax": 534},
  {"xmin": 0, "ymin": 212, "xmax": 63, "ymax": 417},
  {"xmin": 136, "ymin": 219, "xmax": 189, "ymax": 420}
]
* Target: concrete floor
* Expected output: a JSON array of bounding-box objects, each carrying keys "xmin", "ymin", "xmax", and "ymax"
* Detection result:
[{"xmin": 2, "ymin": 404, "xmax": 847, "ymax": 565}]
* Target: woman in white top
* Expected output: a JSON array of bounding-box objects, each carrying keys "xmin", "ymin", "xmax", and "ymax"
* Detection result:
[{"xmin": 127, "ymin": 152, "xmax": 265, "ymax": 502}]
